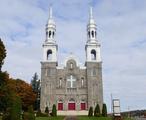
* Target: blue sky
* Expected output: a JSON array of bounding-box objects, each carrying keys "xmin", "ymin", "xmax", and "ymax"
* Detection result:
[{"xmin": 0, "ymin": 0, "xmax": 146, "ymax": 112}]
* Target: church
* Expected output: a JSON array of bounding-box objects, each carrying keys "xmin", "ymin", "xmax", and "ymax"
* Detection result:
[{"xmin": 40, "ymin": 7, "xmax": 103, "ymax": 115}]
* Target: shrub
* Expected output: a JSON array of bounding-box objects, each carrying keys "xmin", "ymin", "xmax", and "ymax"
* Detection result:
[
  {"xmin": 45, "ymin": 106, "xmax": 49, "ymax": 114},
  {"xmin": 52, "ymin": 104, "xmax": 57, "ymax": 116},
  {"xmin": 88, "ymin": 106, "xmax": 93, "ymax": 117},
  {"xmin": 94, "ymin": 103, "xmax": 100, "ymax": 117},
  {"xmin": 23, "ymin": 106, "xmax": 35, "ymax": 120},
  {"xmin": 102, "ymin": 103, "xmax": 107, "ymax": 117},
  {"xmin": 36, "ymin": 109, "xmax": 48, "ymax": 117}
]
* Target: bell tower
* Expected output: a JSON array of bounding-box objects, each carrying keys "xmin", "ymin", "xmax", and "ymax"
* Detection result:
[
  {"xmin": 40, "ymin": 7, "xmax": 58, "ymax": 112},
  {"xmin": 43, "ymin": 7, "xmax": 57, "ymax": 62},
  {"xmin": 86, "ymin": 7, "xmax": 103, "ymax": 110},
  {"xmin": 85, "ymin": 7, "xmax": 101, "ymax": 62}
]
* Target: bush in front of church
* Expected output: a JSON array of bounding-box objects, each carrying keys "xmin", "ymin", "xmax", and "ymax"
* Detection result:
[
  {"xmin": 23, "ymin": 106, "xmax": 35, "ymax": 120},
  {"xmin": 36, "ymin": 109, "xmax": 48, "ymax": 117},
  {"xmin": 51, "ymin": 104, "xmax": 57, "ymax": 116},
  {"xmin": 88, "ymin": 106, "xmax": 93, "ymax": 117},
  {"xmin": 94, "ymin": 103, "xmax": 101, "ymax": 117},
  {"xmin": 45, "ymin": 106, "xmax": 49, "ymax": 114},
  {"xmin": 102, "ymin": 103, "xmax": 107, "ymax": 117}
]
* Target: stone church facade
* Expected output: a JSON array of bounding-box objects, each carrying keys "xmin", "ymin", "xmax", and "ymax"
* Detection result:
[{"xmin": 40, "ymin": 7, "xmax": 103, "ymax": 113}]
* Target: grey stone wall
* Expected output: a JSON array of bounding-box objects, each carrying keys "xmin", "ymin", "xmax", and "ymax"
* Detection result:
[{"xmin": 40, "ymin": 59, "xmax": 103, "ymax": 112}]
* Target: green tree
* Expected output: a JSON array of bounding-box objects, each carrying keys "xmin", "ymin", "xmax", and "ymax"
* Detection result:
[
  {"xmin": 0, "ymin": 72, "xmax": 10, "ymax": 112},
  {"xmin": 102, "ymin": 103, "xmax": 107, "ymax": 117},
  {"xmin": 94, "ymin": 103, "xmax": 100, "ymax": 117},
  {"xmin": 88, "ymin": 106, "xmax": 93, "ymax": 117},
  {"xmin": 0, "ymin": 38, "xmax": 6, "ymax": 71},
  {"xmin": 52, "ymin": 104, "xmax": 57, "ymax": 116},
  {"xmin": 2, "ymin": 94, "xmax": 22, "ymax": 120},
  {"xmin": 10, "ymin": 94, "xmax": 22, "ymax": 120},
  {"xmin": 31, "ymin": 73, "xmax": 40, "ymax": 93},
  {"xmin": 31, "ymin": 73, "xmax": 40, "ymax": 110}
]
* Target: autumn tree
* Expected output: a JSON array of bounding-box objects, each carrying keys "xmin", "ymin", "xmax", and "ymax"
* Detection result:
[
  {"xmin": 7, "ymin": 79, "xmax": 36, "ymax": 110},
  {"xmin": 0, "ymin": 38, "xmax": 6, "ymax": 72}
]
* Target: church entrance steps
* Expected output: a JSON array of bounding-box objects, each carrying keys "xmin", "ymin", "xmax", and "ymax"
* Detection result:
[{"xmin": 57, "ymin": 110, "xmax": 88, "ymax": 116}]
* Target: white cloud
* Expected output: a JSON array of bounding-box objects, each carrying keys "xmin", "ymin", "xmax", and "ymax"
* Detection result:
[{"xmin": 0, "ymin": 0, "xmax": 146, "ymax": 112}]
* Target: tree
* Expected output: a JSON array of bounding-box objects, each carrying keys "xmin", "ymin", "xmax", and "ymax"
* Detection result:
[
  {"xmin": 88, "ymin": 106, "xmax": 93, "ymax": 117},
  {"xmin": 102, "ymin": 103, "xmax": 107, "ymax": 117},
  {"xmin": 31, "ymin": 73, "xmax": 40, "ymax": 93},
  {"xmin": 31, "ymin": 73, "xmax": 40, "ymax": 111},
  {"xmin": 52, "ymin": 104, "xmax": 57, "ymax": 116},
  {"xmin": 2, "ymin": 93, "xmax": 22, "ymax": 120},
  {"xmin": 10, "ymin": 94, "xmax": 22, "ymax": 120},
  {"xmin": 0, "ymin": 72, "xmax": 11, "ymax": 112},
  {"xmin": 0, "ymin": 38, "xmax": 6, "ymax": 71},
  {"xmin": 7, "ymin": 79, "xmax": 36, "ymax": 110},
  {"xmin": 94, "ymin": 103, "xmax": 101, "ymax": 117}
]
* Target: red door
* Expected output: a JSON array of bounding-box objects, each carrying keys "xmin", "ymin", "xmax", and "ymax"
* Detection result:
[
  {"xmin": 68, "ymin": 103, "xmax": 75, "ymax": 110},
  {"xmin": 81, "ymin": 103, "xmax": 86, "ymax": 110},
  {"xmin": 58, "ymin": 103, "xmax": 63, "ymax": 110}
]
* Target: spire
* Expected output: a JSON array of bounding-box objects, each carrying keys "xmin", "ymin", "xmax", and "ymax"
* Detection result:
[
  {"xmin": 87, "ymin": 6, "xmax": 97, "ymax": 43},
  {"xmin": 49, "ymin": 6, "xmax": 53, "ymax": 19},
  {"xmin": 88, "ymin": 6, "xmax": 95, "ymax": 24},
  {"xmin": 47, "ymin": 6, "xmax": 55, "ymax": 25},
  {"xmin": 45, "ymin": 6, "xmax": 56, "ymax": 43},
  {"xmin": 90, "ymin": 6, "xmax": 93, "ymax": 19}
]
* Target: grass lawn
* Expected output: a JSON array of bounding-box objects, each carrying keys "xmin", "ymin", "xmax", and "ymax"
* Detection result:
[
  {"xmin": 36, "ymin": 116, "xmax": 112, "ymax": 120},
  {"xmin": 36, "ymin": 116, "xmax": 64, "ymax": 120},
  {"xmin": 77, "ymin": 116, "xmax": 112, "ymax": 120}
]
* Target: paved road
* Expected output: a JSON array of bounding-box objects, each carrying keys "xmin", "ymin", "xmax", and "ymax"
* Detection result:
[{"xmin": 64, "ymin": 116, "xmax": 78, "ymax": 120}]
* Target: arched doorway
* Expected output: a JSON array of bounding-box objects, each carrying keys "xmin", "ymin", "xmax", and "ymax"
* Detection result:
[
  {"xmin": 58, "ymin": 100, "xmax": 63, "ymax": 111},
  {"xmin": 68, "ymin": 98, "xmax": 76, "ymax": 110},
  {"xmin": 80, "ymin": 100, "xmax": 86, "ymax": 110}
]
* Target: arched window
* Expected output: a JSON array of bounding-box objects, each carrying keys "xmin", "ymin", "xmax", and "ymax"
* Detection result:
[
  {"xmin": 49, "ymin": 31, "xmax": 51, "ymax": 38},
  {"xmin": 95, "ymin": 31, "xmax": 97, "ymax": 38},
  {"xmin": 59, "ymin": 78, "xmax": 62, "ymax": 87},
  {"xmin": 88, "ymin": 31, "xmax": 90, "ymax": 38},
  {"xmin": 81, "ymin": 77, "xmax": 84, "ymax": 87},
  {"xmin": 47, "ymin": 49, "xmax": 52, "ymax": 60},
  {"xmin": 70, "ymin": 63, "xmax": 73, "ymax": 69},
  {"xmin": 91, "ymin": 30, "xmax": 94, "ymax": 38},
  {"xmin": 91, "ymin": 49, "xmax": 96, "ymax": 60},
  {"xmin": 53, "ymin": 31, "xmax": 55, "ymax": 38}
]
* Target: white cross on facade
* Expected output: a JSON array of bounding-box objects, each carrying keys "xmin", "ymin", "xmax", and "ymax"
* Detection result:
[{"xmin": 67, "ymin": 75, "xmax": 76, "ymax": 88}]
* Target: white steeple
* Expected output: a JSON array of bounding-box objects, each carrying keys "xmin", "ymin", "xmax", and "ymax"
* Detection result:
[
  {"xmin": 87, "ymin": 6, "xmax": 97, "ymax": 43},
  {"xmin": 45, "ymin": 6, "xmax": 56, "ymax": 43},
  {"xmin": 43, "ymin": 7, "xmax": 58, "ymax": 62},
  {"xmin": 85, "ymin": 7, "xmax": 101, "ymax": 62}
]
